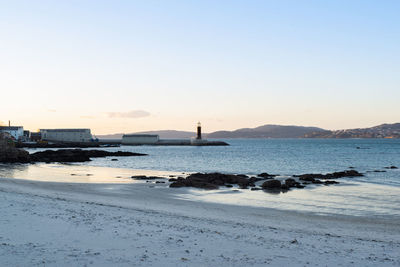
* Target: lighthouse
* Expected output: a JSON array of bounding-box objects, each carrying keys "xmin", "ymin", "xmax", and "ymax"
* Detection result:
[{"xmin": 197, "ymin": 122, "xmax": 202, "ymax": 140}]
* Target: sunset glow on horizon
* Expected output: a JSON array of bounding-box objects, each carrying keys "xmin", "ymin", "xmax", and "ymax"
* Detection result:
[{"xmin": 1, "ymin": 1, "xmax": 399, "ymax": 134}]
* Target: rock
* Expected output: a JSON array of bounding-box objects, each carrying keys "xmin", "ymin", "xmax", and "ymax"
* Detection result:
[
  {"xmin": 251, "ymin": 187, "xmax": 262, "ymax": 191},
  {"xmin": 281, "ymin": 184, "xmax": 289, "ymax": 190},
  {"xmin": 168, "ymin": 172, "xmax": 253, "ymax": 190},
  {"xmin": 296, "ymin": 170, "xmax": 363, "ymax": 180},
  {"xmin": 155, "ymin": 181, "xmax": 165, "ymax": 184},
  {"xmin": 324, "ymin": 180, "xmax": 339, "ymax": 185},
  {"xmin": 111, "ymin": 159, "xmax": 118, "ymax": 161},
  {"xmin": 257, "ymin": 173, "xmax": 276, "ymax": 179},
  {"xmin": 261, "ymin": 179, "xmax": 281, "ymax": 189},
  {"xmin": 0, "ymin": 134, "xmax": 30, "ymax": 163},
  {"xmin": 169, "ymin": 178, "xmax": 178, "ymax": 182},
  {"xmin": 284, "ymin": 178, "xmax": 297, "ymax": 187},
  {"xmin": 132, "ymin": 175, "xmax": 163, "ymax": 180},
  {"xmin": 248, "ymin": 177, "xmax": 263, "ymax": 184},
  {"xmin": 225, "ymin": 184, "xmax": 233, "ymax": 188},
  {"xmin": 298, "ymin": 176, "xmax": 316, "ymax": 182},
  {"xmin": 312, "ymin": 179, "xmax": 323, "ymax": 184},
  {"xmin": 29, "ymin": 149, "xmax": 147, "ymax": 163},
  {"xmin": 384, "ymin": 166, "xmax": 398, "ymax": 169},
  {"xmin": 131, "ymin": 175, "xmax": 147, "ymax": 180},
  {"xmin": 169, "ymin": 182, "xmax": 186, "ymax": 188}
]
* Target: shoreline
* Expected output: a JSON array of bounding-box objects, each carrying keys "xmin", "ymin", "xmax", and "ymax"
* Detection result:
[
  {"xmin": 0, "ymin": 177, "xmax": 399, "ymax": 266},
  {"xmin": 1, "ymin": 162, "xmax": 400, "ymax": 218}
]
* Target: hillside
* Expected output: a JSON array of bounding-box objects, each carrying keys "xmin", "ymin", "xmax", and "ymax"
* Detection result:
[
  {"xmin": 207, "ymin": 125, "xmax": 325, "ymax": 138},
  {"xmin": 304, "ymin": 123, "xmax": 400, "ymax": 138}
]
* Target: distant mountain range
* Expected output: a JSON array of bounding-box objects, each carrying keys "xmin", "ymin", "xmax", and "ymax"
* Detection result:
[
  {"xmin": 96, "ymin": 123, "xmax": 400, "ymax": 139},
  {"xmin": 207, "ymin": 125, "xmax": 325, "ymax": 138}
]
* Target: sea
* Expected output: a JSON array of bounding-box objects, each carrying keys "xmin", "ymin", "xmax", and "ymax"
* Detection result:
[{"xmin": 2, "ymin": 139, "xmax": 400, "ymax": 218}]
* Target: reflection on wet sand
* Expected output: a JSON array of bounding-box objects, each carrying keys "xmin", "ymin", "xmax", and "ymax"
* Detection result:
[{"xmin": 0, "ymin": 163, "xmax": 183, "ymax": 183}]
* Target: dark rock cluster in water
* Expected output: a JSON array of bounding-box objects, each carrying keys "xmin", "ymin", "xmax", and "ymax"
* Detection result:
[
  {"xmin": 384, "ymin": 165, "xmax": 398, "ymax": 169},
  {"xmin": 293, "ymin": 170, "xmax": 364, "ymax": 180},
  {"xmin": 0, "ymin": 146, "xmax": 147, "ymax": 163},
  {"xmin": 168, "ymin": 170, "xmax": 365, "ymax": 192},
  {"xmin": 30, "ymin": 149, "xmax": 147, "ymax": 163},
  {"xmin": 169, "ymin": 173, "xmax": 266, "ymax": 190}
]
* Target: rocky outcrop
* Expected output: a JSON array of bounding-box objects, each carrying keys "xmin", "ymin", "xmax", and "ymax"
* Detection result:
[
  {"xmin": 0, "ymin": 133, "xmax": 30, "ymax": 163},
  {"xmin": 169, "ymin": 173, "xmax": 257, "ymax": 190},
  {"xmin": 261, "ymin": 179, "xmax": 281, "ymax": 189},
  {"xmin": 131, "ymin": 175, "xmax": 164, "ymax": 180},
  {"xmin": 295, "ymin": 170, "xmax": 363, "ymax": 181},
  {"xmin": 257, "ymin": 173, "xmax": 277, "ymax": 179},
  {"xmin": 16, "ymin": 142, "xmax": 101, "ymax": 148},
  {"xmin": 29, "ymin": 149, "xmax": 147, "ymax": 163}
]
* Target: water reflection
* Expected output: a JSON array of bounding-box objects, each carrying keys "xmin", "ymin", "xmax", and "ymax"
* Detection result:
[{"xmin": 0, "ymin": 163, "xmax": 180, "ymax": 183}]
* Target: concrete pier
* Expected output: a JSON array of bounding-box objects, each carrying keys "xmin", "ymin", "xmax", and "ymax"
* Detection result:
[{"xmin": 98, "ymin": 138, "xmax": 228, "ymax": 146}]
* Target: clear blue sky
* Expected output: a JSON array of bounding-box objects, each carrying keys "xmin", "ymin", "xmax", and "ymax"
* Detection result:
[{"xmin": 1, "ymin": 0, "xmax": 399, "ymax": 134}]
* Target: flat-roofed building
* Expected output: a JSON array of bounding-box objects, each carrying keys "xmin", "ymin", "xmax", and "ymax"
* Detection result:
[
  {"xmin": 0, "ymin": 126, "xmax": 24, "ymax": 140},
  {"xmin": 40, "ymin": 129, "xmax": 93, "ymax": 143},
  {"xmin": 30, "ymin": 132, "xmax": 42, "ymax": 142},
  {"xmin": 122, "ymin": 134, "xmax": 159, "ymax": 145}
]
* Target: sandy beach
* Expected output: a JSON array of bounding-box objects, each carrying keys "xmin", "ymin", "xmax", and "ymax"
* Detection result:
[{"xmin": 0, "ymin": 176, "xmax": 399, "ymax": 266}]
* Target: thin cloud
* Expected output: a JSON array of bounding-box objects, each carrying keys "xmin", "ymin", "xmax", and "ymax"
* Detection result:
[
  {"xmin": 107, "ymin": 110, "xmax": 150, "ymax": 119},
  {"xmin": 80, "ymin": 115, "xmax": 95, "ymax": 119}
]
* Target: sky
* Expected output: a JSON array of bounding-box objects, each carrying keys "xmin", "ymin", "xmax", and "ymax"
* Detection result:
[{"xmin": 0, "ymin": 0, "xmax": 399, "ymax": 134}]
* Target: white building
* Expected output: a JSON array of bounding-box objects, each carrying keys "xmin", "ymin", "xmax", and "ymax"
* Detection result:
[
  {"xmin": 40, "ymin": 129, "xmax": 93, "ymax": 143},
  {"xmin": 0, "ymin": 126, "xmax": 24, "ymax": 140},
  {"xmin": 122, "ymin": 134, "xmax": 159, "ymax": 145}
]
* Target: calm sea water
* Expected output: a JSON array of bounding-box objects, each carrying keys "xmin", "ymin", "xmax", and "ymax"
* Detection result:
[
  {"xmin": 10, "ymin": 139, "xmax": 400, "ymax": 217},
  {"xmin": 81, "ymin": 139, "xmax": 400, "ymax": 187}
]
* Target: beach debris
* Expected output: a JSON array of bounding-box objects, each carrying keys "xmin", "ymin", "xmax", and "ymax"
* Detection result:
[
  {"xmin": 290, "ymin": 239, "xmax": 298, "ymax": 244},
  {"xmin": 111, "ymin": 158, "xmax": 118, "ymax": 161}
]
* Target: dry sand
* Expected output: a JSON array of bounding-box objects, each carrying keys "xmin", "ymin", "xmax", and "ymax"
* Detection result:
[{"xmin": 0, "ymin": 177, "xmax": 399, "ymax": 266}]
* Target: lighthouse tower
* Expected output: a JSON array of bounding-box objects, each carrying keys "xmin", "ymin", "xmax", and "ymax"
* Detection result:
[
  {"xmin": 191, "ymin": 122, "xmax": 207, "ymax": 145},
  {"xmin": 197, "ymin": 122, "xmax": 202, "ymax": 140}
]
